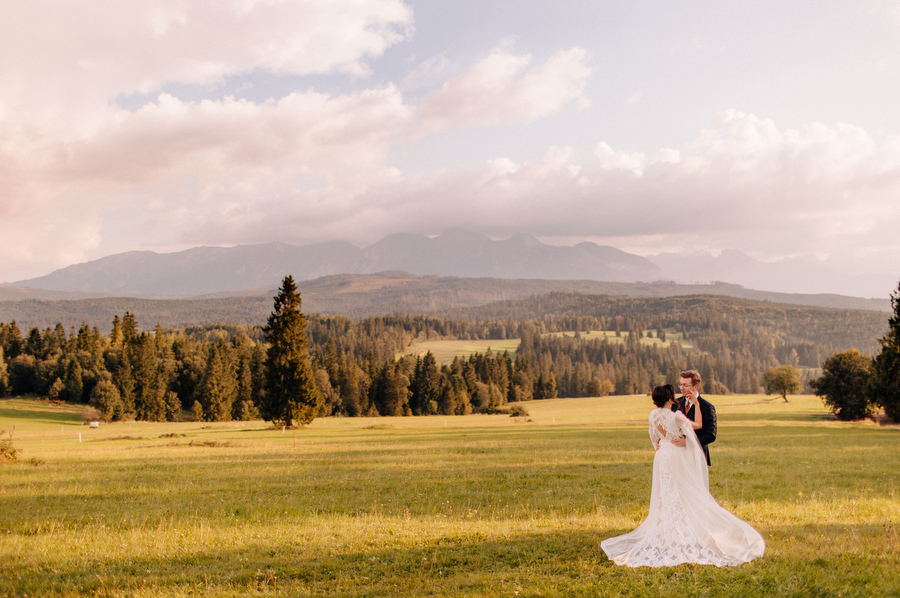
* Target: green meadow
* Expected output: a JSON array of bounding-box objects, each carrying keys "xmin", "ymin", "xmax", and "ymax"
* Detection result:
[{"xmin": 0, "ymin": 395, "xmax": 897, "ymax": 597}]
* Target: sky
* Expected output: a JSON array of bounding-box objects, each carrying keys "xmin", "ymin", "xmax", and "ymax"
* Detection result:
[{"xmin": 1, "ymin": 0, "xmax": 898, "ymax": 297}]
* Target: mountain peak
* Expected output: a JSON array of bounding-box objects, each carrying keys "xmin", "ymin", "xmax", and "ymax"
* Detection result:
[
  {"xmin": 434, "ymin": 229, "xmax": 491, "ymax": 244},
  {"xmin": 504, "ymin": 233, "xmax": 542, "ymax": 248}
]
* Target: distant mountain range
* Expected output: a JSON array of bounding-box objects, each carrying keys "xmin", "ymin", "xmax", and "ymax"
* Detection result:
[
  {"xmin": 3, "ymin": 229, "xmax": 891, "ymax": 301},
  {"xmin": 9, "ymin": 230, "xmax": 662, "ymax": 296}
]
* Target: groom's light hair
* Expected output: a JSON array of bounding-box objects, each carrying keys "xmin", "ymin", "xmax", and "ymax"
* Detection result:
[{"xmin": 679, "ymin": 369, "xmax": 702, "ymax": 388}]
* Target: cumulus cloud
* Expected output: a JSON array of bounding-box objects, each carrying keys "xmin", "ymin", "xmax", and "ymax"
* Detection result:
[
  {"xmin": 57, "ymin": 88, "xmax": 412, "ymax": 184},
  {"xmin": 0, "ymin": 0, "xmax": 413, "ymax": 281},
  {"xmin": 417, "ymin": 43, "xmax": 590, "ymax": 132},
  {"xmin": 0, "ymin": 1, "xmax": 411, "ymax": 126}
]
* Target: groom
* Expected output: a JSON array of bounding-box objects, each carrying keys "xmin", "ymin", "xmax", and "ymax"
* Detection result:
[{"xmin": 672, "ymin": 369, "xmax": 717, "ymax": 466}]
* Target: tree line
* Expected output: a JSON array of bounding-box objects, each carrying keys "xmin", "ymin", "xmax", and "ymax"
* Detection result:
[
  {"xmin": 810, "ymin": 281, "xmax": 900, "ymax": 422},
  {"xmin": 0, "ymin": 280, "xmax": 893, "ymax": 423}
]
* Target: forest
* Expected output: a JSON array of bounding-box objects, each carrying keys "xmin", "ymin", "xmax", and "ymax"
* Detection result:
[{"xmin": 0, "ymin": 292, "xmax": 888, "ymax": 421}]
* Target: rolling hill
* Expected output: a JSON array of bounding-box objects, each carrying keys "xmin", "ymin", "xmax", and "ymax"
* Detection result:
[{"xmin": 0, "ymin": 272, "xmax": 888, "ymax": 331}]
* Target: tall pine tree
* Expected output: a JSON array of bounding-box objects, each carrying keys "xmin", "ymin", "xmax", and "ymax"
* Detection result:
[
  {"xmin": 261, "ymin": 276, "xmax": 320, "ymax": 427},
  {"xmin": 410, "ymin": 352, "xmax": 440, "ymax": 415}
]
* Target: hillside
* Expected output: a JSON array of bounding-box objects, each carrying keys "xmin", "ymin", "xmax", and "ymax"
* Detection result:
[
  {"xmin": 0, "ymin": 282, "xmax": 888, "ymax": 406},
  {"xmin": 0, "ymin": 272, "xmax": 888, "ymax": 331}
]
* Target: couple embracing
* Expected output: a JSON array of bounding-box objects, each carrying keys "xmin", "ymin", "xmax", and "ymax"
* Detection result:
[{"xmin": 601, "ymin": 369, "xmax": 765, "ymax": 567}]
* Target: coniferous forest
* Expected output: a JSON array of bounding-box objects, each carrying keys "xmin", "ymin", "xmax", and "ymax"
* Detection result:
[{"xmin": 0, "ymin": 291, "xmax": 888, "ymax": 421}]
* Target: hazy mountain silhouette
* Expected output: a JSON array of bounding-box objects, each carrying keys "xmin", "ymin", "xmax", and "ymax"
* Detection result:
[
  {"xmin": 12, "ymin": 230, "xmax": 663, "ymax": 296},
  {"xmin": 7, "ymin": 229, "xmax": 892, "ymax": 299}
]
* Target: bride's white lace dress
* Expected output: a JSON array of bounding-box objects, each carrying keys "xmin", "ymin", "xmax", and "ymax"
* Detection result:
[{"xmin": 600, "ymin": 408, "xmax": 765, "ymax": 567}]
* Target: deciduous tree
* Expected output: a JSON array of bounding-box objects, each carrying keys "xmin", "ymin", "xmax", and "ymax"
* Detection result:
[
  {"xmin": 871, "ymin": 280, "xmax": 900, "ymax": 422},
  {"xmin": 764, "ymin": 365, "xmax": 802, "ymax": 402},
  {"xmin": 811, "ymin": 349, "xmax": 872, "ymax": 420},
  {"xmin": 90, "ymin": 377, "xmax": 122, "ymax": 422}
]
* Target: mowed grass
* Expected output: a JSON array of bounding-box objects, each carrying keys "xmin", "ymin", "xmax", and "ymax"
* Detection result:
[{"xmin": 0, "ymin": 395, "xmax": 897, "ymax": 597}]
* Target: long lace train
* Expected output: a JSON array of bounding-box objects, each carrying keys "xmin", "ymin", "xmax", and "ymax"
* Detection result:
[{"xmin": 600, "ymin": 409, "xmax": 764, "ymax": 567}]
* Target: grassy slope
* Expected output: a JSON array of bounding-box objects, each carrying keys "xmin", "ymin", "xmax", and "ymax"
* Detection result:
[{"xmin": 0, "ymin": 396, "xmax": 897, "ymax": 597}]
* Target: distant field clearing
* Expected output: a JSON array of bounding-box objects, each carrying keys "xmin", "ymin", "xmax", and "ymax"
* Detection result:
[
  {"xmin": 403, "ymin": 329, "xmax": 691, "ymax": 364},
  {"xmin": 400, "ymin": 338, "xmax": 521, "ymax": 364},
  {"xmin": 545, "ymin": 329, "xmax": 693, "ymax": 349}
]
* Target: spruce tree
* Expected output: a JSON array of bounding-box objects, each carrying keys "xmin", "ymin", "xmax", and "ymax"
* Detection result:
[
  {"xmin": 5, "ymin": 321, "xmax": 22, "ymax": 359},
  {"xmin": 261, "ymin": 276, "xmax": 320, "ymax": 427},
  {"xmin": 410, "ymin": 352, "xmax": 440, "ymax": 415},
  {"xmin": 233, "ymin": 355, "xmax": 255, "ymax": 419},
  {"xmin": 110, "ymin": 315, "xmax": 123, "ymax": 348},
  {"xmin": 132, "ymin": 334, "xmax": 166, "ymax": 421},
  {"xmin": 872, "ymin": 280, "xmax": 900, "ymax": 422},
  {"xmin": 200, "ymin": 342, "xmax": 236, "ymax": 421},
  {"xmin": 121, "ymin": 312, "xmax": 138, "ymax": 343},
  {"xmin": 0, "ymin": 347, "xmax": 7, "ymax": 396}
]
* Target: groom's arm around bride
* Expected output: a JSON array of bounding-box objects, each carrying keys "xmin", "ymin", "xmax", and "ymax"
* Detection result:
[{"xmin": 676, "ymin": 369, "xmax": 717, "ymax": 466}]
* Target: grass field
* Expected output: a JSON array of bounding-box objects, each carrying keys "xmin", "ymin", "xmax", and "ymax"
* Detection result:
[
  {"xmin": 402, "ymin": 330, "xmax": 691, "ymax": 365},
  {"xmin": 400, "ymin": 338, "xmax": 522, "ymax": 364},
  {"xmin": 1, "ymin": 395, "xmax": 897, "ymax": 597},
  {"xmin": 544, "ymin": 329, "xmax": 693, "ymax": 349}
]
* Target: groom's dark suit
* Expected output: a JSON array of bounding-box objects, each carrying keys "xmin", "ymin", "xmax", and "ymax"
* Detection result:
[{"xmin": 672, "ymin": 394, "xmax": 717, "ymax": 466}]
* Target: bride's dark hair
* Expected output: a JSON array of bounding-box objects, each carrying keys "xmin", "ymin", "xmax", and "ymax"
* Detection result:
[{"xmin": 651, "ymin": 384, "xmax": 675, "ymax": 407}]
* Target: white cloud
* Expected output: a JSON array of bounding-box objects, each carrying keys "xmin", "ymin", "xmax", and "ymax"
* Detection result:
[
  {"xmin": 1, "ymin": 0, "xmax": 415, "ymax": 164},
  {"xmin": 57, "ymin": 87, "xmax": 413, "ymax": 185},
  {"xmin": 417, "ymin": 44, "xmax": 590, "ymax": 132},
  {"xmin": 400, "ymin": 54, "xmax": 457, "ymax": 92},
  {"xmin": 0, "ymin": 1, "xmax": 412, "ymax": 134},
  {"xmin": 230, "ymin": 110, "xmax": 896, "ymax": 272},
  {"xmin": 594, "ymin": 142, "xmax": 646, "ymax": 175},
  {"xmin": 0, "ymin": 0, "xmax": 413, "ymax": 281}
]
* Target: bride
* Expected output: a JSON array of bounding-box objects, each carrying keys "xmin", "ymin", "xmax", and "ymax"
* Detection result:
[{"xmin": 601, "ymin": 384, "xmax": 765, "ymax": 567}]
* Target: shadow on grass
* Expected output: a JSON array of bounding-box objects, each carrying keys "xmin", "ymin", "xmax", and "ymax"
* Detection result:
[
  {"xmin": 2, "ymin": 523, "xmax": 896, "ymax": 597},
  {"xmin": 0, "ymin": 404, "xmax": 85, "ymax": 426}
]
